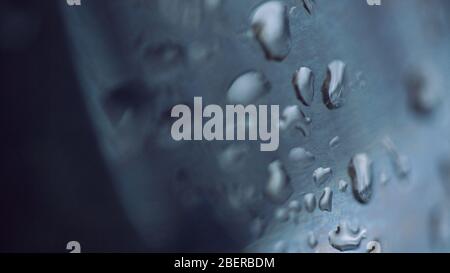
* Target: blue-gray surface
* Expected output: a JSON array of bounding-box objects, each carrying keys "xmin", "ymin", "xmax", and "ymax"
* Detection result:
[{"xmin": 61, "ymin": 0, "xmax": 450, "ymax": 252}]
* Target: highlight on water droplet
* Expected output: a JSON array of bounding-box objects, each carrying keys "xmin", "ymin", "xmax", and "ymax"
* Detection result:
[
  {"xmin": 251, "ymin": 1, "xmax": 291, "ymax": 61},
  {"xmin": 322, "ymin": 60, "xmax": 346, "ymax": 109},
  {"xmin": 329, "ymin": 136, "xmax": 340, "ymax": 149}
]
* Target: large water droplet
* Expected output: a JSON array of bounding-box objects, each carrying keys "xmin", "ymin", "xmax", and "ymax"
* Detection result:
[
  {"xmin": 322, "ymin": 60, "xmax": 346, "ymax": 109},
  {"xmin": 366, "ymin": 240, "xmax": 382, "ymax": 253},
  {"xmin": 292, "ymin": 67, "xmax": 315, "ymax": 106},
  {"xmin": 348, "ymin": 153, "xmax": 373, "ymax": 204},
  {"xmin": 251, "ymin": 1, "xmax": 291, "ymax": 61},
  {"xmin": 265, "ymin": 160, "xmax": 293, "ymax": 203},
  {"xmin": 288, "ymin": 147, "xmax": 315, "ymax": 165},
  {"xmin": 319, "ymin": 187, "xmax": 333, "ymax": 212},
  {"xmin": 227, "ymin": 71, "xmax": 271, "ymax": 104},
  {"xmin": 328, "ymin": 221, "xmax": 367, "ymax": 251},
  {"xmin": 303, "ymin": 193, "xmax": 316, "ymax": 213},
  {"xmin": 313, "ymin": 167, "xmax": 332, "ymax": 186}
]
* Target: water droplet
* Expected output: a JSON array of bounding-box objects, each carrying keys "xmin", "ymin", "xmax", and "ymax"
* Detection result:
[
  {"xmin": 265, "ymin": 160, "xmax": 293, "ymax": 203},
  {"xmin": 279, "ymin": 105, "xmax": 311, "ymax": 136},
  {"xmin": 307, "ymin": 232, "xmax": 318, "ymax": 249},
  {"xmin": 319, "ymin": 187, "xmax": 333, "ymax": 212},
  {"xmin": 274, "ymin": 207, "xmax": 289, "ymax": 222},
  {"xmin": 328, "ymin": 221, "xmax": 367, "ymax": 251},
  {"xmin": 313, "ymin": 167, "xmax": 332, "ymax": 186},
  {"xmin": 288, "ymin": 199, "xmax": 302, "ymax": 212},
  {"xmin": 429, "ymin": 204, "xmax": 450, "ymax": 250},
  {"xmin": 379, "ymin": 171, "xmax": 390, "ymax": 185},
  {"xmin": 303, "ymin": 193, "xmax": 316, "ymax": 213},
  {"xmin": 273, "ymin": 240, "xmax": 288, "ymax": 252},
  {"xmin": 322, "ymin": 60, "xmax": 346, "ymax": 109},
  {"xmin": 227, "ymin": 71, "xmax": 271, "ymax": 104},
  {"xmin": 406, "ymin": 68, "xmax": 441, "ymax": 114},
  {"xmin": 251, "ymin": 1, "xmax": 291, "ymax": 61},
  {"xmin": 292, "ymin": 67, "xmax": 315, "ymax": 106},
  {"xmin": 382, "ymin": 137, "xmax": 411, "ymax": 178},
  {"xmin": 329, "ymin": 136, "xmax": 340, "ymax": 149},
  {"xmin": 218, "ymin": 144, "xmax": 249, "ymax": 172},
  {"xmin": 288, "ymin": 147, "xmax": 315, "ymax": 165},
  {"xmin": 250, "ymin": 217, "xmax": 265, "ymax": 239},
  {"xmin": 348, "ymin": 153, "xmax": 373, "ymax": 204},
  {"xmin": 338, "ymin": 180, "xmax": 348, "ymax": 192},
  {"xmin": 366, "ymin": 240, "xmax": 382, "ymax": 253},
  {"xmin": 302, "ymin": 0, "xmax": 315, "ymax": 15}
]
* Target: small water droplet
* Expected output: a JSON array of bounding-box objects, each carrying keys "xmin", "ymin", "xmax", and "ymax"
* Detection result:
[
  {"xmin": 338, "ymin": 180, "xmax": 348, "ymax": 192},
  {"xmin": 379, "ymin": 171, "xmax": 390, "ymax": 185},
  {"xmin": 329, "ymin": 136, "xmax": 340, "ymax": 149},
  {"xmin": 348, "ymin": 153, "xmax": 373, "ymax": 204},
  {"xmin": 292, "ymin": 67, "xmax": 315, "ymax": 106},
  {"xmin": 307, "ymin": 232, "xmax": 318, "ymax": 249},
  {"xmin": 303, "ymin": 193, "xmax": 316, "ymax": 213},
  {"xmin": 279, "ymin": 105, "xmax": 311, "ymax": 136},
  {"xmin": 382, "ymin": 137, "xmax": 411, "ymax": 178},
  {"xmin": 251, "ymin": 1, "xmax": 291, "ymax": 61},
  {"xmin": 273, "ymin": 240, "xmax": 288, "ymax": 252},
  {"xmin": 322, "ymin": 60, "xmax": 346, "ymax": 109},
  {"xmin": 319, "ymin": 187, "xmax": 333, "ymax": 212},
  {"xmin": 218, "ymin": 144, "xmax": 249, "ymax": 172},
  {"xmin": 288, "ymin": 147, "xmax": 315, "ymax": 165},
  {"xmin": 274, "ymin": 207, "xmax": 289, "ymax": 222},
  {"xmin": 328, "ymin": 221, "xmax": 367, "ymax": 251},
  {"xmin": 366, "ymin": 240, "xmax": 382, "ymax": 253},
  {"xmin": 313, "ymin": 167, "xmax": 333, "ymax": 186},
  {"xmin": 227, "ymin": 71, "xmax": 271, "ymax": 104},
  {"xmin": 265, "ymin": 160, "xmax": 293, "ymax": 203},
  {"xmin": 288, "ymin": 199, "xmax": 302, "ymax": 212}
]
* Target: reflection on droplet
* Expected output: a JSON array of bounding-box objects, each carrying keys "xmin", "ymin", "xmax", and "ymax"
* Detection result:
[
  {"xmin": 319, "ymin": 187, "xmax": 333, "ymax": 212},
  {"xmin": 329, "ymin": 136, "xmax": 340, "ymax": 149},
  {"xmin": 313, "ymin": 167, "xmax": 332, "ymax": 186},
  {"xmin": 227, "ymin": 71, "xmax": 271, "ymax": 104},
  {"xmin": 366, "ymin": 240, "xmax": 382, "ymax": 253},
  {"xmin": 338, "ymin": 180, "xmax": 348, "ymax": 192},
  {"xmin": 292, "ymin": 67, "xmax": 315, "ymax": 106},
  {"xmin": 322, "ymin": 60, "xmax": 346, "ymax": 109},
  {"xmin": 307, "ymin": 232, "xmax": 318, "ymax": 249},
  {"xmin": 383, "ymin": 137, "xmax": 411, "ymax": 178},
  {"xmin": 328, "ymin": 221, "xmax": 367, "ymax": 251},
  {"xmin": 288, "ymin": 147, "xmax": 315, "ymax": 165},
  {"xmin": 303, "ymin": 193, "xmax": 316, "ymax": 213},
  {"xmin": 349, "ymin": 153, "xmax": 373, "ymax": 204},
  {"xmin": 265, "ymin": 160, "xmax": 293, "ymax": 203},
  {"xmin": 251, "ymin": 1, "xmax": 291, "ymax": 61}
]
